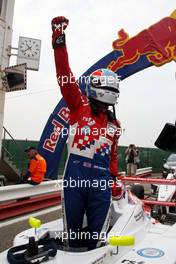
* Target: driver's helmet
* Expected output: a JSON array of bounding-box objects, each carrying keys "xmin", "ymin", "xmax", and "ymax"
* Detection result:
[{"xmin": 86, "ymin": 68, "xmax": 120, "ymax": 105}]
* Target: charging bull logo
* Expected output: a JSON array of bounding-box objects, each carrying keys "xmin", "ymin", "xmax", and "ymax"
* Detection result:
[{"xmin": 108, "ymin": 10, "xmax": 176, "ymax": 72}]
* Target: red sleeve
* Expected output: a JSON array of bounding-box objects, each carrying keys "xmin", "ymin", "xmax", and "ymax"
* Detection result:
[
  {"xmin": 110, "ymin": 119, "xmax": 121, "ymax": 176},
  {"xmin": 54, "ymin": 46, "xmax": 83, "ymax": 111},
  {"xmin": 110, "ymin": 136, "xmax": 118, "ymax": 176}
]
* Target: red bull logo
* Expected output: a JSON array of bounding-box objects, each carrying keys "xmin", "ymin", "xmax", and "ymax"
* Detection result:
[{"xmin": 108, "ymin": 10, "xmax": 176, "ymax": 72}]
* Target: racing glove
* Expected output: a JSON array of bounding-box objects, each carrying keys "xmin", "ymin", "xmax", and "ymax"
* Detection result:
[
  {"xmin": 111, "ymin": 174, "xmax": 118, "ymax": 197},
  {"xmin": 51, "ymin": 16, "xmax": 69, "ymax": 48},
  {"xmin": 111, "ymin": 174, "xmax": 117, "ymax": 183}
]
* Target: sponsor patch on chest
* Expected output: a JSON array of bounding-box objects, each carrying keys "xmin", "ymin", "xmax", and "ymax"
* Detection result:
[
  {"xmin": 106, "ymin": 122, "xmax": 117, "ymax": 137},
  {"xmin": 82, "ymin": 117, "xmax": 96, "ymax": 126}
]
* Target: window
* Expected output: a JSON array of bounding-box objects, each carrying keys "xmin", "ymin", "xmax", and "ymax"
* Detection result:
[
  {"xmin": 0, "ymin": 0, "xmax": 3, "ymax": 16},
  {"xmin": 0, "ymin": 0, "xmax": 7, "ymax": 20}
]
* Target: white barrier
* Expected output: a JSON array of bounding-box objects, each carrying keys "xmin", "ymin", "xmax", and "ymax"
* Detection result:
[
  {"xmin": 136, "ymin": 167, "xmax": 152, "ymax": 175},
  {"xmin": 0, "ymin": 180, "xmax": 62, "ymax": 203},
  {"xmin": 0, "ymin": 167, "xmax": 152, "ymax": 203},
  {"xmin": 119, "ymin": 167, "xmax": 152, "ymax": 176}
]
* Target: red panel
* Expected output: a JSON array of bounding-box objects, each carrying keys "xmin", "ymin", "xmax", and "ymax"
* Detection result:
[
  {"xmin": 0, "ymin": 193, "xmax": 61, "ymax": 220},
  {"xmin": 142, "ymin": 200, "xmax": 176, "ymax": 207},
  {"xmin": 119, "ymin": 177, "xmax": 176, "ymax": 185}
]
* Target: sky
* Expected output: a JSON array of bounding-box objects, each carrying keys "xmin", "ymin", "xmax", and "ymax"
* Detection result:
[{"xmin": 3, "ymin": 0, "xmax": 176, "ymax": 147}]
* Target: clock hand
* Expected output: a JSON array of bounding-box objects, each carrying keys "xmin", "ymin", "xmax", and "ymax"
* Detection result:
[
  {"xmin": 26, "ymin": 44, "xmax": 32, "ymax": 50},
  {"xmin": 22, "ymin": 46, "xmax": 32, "ymax": 53}
]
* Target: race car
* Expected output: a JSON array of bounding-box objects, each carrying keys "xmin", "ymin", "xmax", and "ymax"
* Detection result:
[{"xmin": 1, "ymin": 181, "xmax": 176, "ymax": 264}]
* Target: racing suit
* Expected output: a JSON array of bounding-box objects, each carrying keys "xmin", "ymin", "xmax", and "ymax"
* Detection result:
[{"xmin": 53, "ymin": 33, "xmax": 120, "ymax": 250}]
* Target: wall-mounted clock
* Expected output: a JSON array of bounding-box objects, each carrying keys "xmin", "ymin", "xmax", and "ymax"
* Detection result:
[{"xmin": 17, "ymin": 36, "xmax": 41, "ymax": 71}]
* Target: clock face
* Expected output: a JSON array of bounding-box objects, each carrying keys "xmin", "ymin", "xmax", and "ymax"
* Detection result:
[{"xmin": 18, "ymin": 37, "xmax": 41, "ymax": 59}]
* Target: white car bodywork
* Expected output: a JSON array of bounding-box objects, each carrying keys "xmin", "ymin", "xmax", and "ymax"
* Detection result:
[
  {"xmin": 1, "ymin": 189, "xmax": 176, "ymax": 264},
  {"xmin": 158, "ymin": 173, "xmax": 176, "ymax": 202}
]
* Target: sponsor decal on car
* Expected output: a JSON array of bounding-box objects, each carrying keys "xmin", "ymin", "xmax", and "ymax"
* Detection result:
[
  {"xmin": 121, "ymin": 260, "xmax": 145, "ymax": 264},
  {"xmin": 134, "ymin": 211, "xmax": 144, "ymax": 222},
  {"xmin": 91, "ymin": 253, "xmax": 107, "ymax": 264},
  {"xmin": 137, "ymin": 248, "xmax": 165, "ymax": 258}
]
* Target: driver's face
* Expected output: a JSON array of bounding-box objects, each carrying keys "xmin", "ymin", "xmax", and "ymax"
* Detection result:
[{"xmin": 98, "ymin": 102, "xmax": 108, "ymax": 112}]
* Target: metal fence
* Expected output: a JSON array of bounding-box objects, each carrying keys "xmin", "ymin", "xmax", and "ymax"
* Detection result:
[{"xmin": 2, "ymin": 139, "xmax": 170, "ymax": 175}]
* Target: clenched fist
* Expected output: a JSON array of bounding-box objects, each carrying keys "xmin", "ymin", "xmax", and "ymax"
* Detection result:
[{"xmin": 51, "ymin": 16, "xmax": 69, "ymax": 48}]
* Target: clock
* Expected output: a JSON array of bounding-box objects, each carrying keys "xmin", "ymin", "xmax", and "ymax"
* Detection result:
[{"xmin": 17, "ymin": 36, "xmax": 41, "ymax": 71}]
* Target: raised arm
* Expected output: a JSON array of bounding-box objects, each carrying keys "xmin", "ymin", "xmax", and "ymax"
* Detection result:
[
  {"xmin": 110, "ymin": 136, "xmax": 118, "ymax": 177},
  {"xmin": 110, "ymin": 120, "xmax": 121, "ymax": 179},
  {"xmin": 51, "ymin": 16, "xmax": 83, "ymax": 111}
]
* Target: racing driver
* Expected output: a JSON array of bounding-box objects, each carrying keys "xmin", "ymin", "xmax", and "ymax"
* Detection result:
[{"xmin": 51, "ymin": 16, "xmax": 121, "ymax": 250}]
